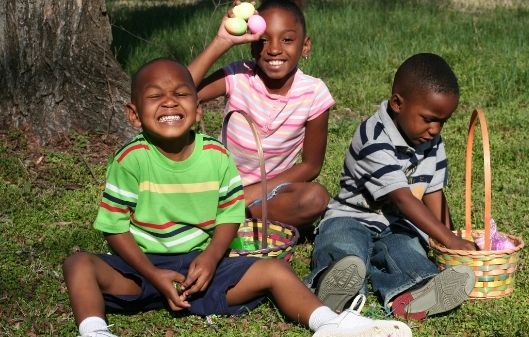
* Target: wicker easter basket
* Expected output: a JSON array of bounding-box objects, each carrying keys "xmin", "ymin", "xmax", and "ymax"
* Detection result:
[
  {"xmin": 430, "ymin": 109, "xmax": 524, "ymax": 299},
  {"xmin": 222, "ymin": 110, "xmax": 299, "ymax": 262}
]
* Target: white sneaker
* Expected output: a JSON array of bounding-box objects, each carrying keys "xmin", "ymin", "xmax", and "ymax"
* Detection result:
[
  {"xmin": 78, "ymin": 330, "xmax": 118, "ymax": 337},
  {"xmin": 313, "ymin": 295, "xmax": 412, "ymax": 337}
]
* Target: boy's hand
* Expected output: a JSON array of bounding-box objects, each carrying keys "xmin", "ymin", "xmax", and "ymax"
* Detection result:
[
  {"xmin": 182, "ymin": 251, "xmax": 217, "ymax": 296},
  {"xmin": 445, "ymin": 236, "xmax": 478, "ymax": 251},
  {"xmin": 151, "ymin": 269, "xmax": 191, "ymax": 311}
]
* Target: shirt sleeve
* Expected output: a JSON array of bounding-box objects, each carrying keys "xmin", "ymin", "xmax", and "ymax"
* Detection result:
[
  {"xmin": 307, "ymin": 79, "xmax": 335, "ymax": 121},
  {"xmin": 223, "ymin": 60, "xmax": 251, "ymax": 99},
  {"xmin": 93, "ymin": 158, "xmax": 139, "ymax": 234},
  {"xmin": 216, "ymin": 151, "xmax": 246, "ymax": 225}
]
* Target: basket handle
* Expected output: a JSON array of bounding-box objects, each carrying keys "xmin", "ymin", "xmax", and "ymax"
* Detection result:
[
  {"xmin": 221, "ymin": 110, "xmax": 268, "ymax": 250},
  {"xmin": 464, "ymin": 109, "xmax": 492, "ymax": 250}
]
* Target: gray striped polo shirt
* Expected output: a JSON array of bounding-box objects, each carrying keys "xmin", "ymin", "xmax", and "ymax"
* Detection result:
[{"xmin": 324, "ymin": 100, "xmax": 448, "ymax": 233}]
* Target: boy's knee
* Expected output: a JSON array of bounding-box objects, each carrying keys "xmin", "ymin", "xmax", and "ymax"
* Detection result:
[
  {"xmin": 254, "ymin": 259, "xmax": 292, "ymax": 279},
  {"xmin": 62, "ymin": 251, "xmax": 93, "ymax": 274}
]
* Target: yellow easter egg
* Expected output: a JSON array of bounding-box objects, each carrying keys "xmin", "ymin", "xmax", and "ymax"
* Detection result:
[
  {"xmin": 232, "ymin": 2, "xmax": 255, "ymax": 20},
  {"xmin": 224, "ymin": 17, "xmax": 247, "ymax": 36}
]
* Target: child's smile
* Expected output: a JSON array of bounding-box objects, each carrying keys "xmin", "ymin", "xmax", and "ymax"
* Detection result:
[
  {"xmin": 266, "ymin": 59, "xmax": 286, "ymax": 68},
  {"xmin": 251, "ymin": 6, "xmax": 310, "ymax": 94},
  {"xmin": 156, "ymin": 110, "xmax": 187, "ymax": 127},
  {"xmin": 127, "ymin": 60, "xmax": 200, "ymax": 158},
  {"xmin": 158, "ymin": 113, "xmax": 184, "ymax": 123}
]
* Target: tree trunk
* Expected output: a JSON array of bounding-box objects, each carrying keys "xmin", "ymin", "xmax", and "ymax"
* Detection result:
[{"xmin": 0, "ymin": 0, "xmax": 134, "ymax": 145}]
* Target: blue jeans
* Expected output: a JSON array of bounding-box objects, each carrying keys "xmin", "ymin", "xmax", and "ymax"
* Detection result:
[{"xmin": 304, "ymin": 217, "xmax": 439, "ymax": 309}]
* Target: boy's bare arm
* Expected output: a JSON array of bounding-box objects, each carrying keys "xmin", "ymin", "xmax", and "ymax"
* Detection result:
[
  {"xmin": 183, "ymin": 223, "xmax": 239, "ymax": 295},
  {"xmin": 105, "ymin": 232, "xmax": 190, "ymax": 310},
  {"xmin": 422, "ymin": 190, "xmax": 453, "ymax": 230},
  {"xmin": 389, "ymin": 187, "xmax": 476, "ymax": 250}
]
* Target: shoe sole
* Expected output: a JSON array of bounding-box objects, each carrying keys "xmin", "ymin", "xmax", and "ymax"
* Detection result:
[
  {"xmin": 392, "ymin": 265, "xmax": 475, "ymax": 320},
  {"xmin": 313, "ymin": 320, "xmax": 412, "ymax": 337},
  {"xmin": 316, "ymin": 256, "xmax": 366, "ymax": 312}
]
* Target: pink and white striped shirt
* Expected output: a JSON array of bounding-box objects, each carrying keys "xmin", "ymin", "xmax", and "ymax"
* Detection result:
[{"xmin": 223, "ymin": 60, "xmax": 335, "ymax": 186}]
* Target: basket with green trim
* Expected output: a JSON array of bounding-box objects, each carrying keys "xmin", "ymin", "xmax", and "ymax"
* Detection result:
[{"xmin": 222, "ymin": 110, "xmax": 299, "ymax": 262}]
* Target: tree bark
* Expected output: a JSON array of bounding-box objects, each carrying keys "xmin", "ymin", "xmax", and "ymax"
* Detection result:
[{"xmin": 0, "ymin": 0, "xmax": 134, "ymax": 144}]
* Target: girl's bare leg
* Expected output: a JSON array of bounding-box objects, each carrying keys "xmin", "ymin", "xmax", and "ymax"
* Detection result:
[{"xmin": 248, "ymin": 182, "xmax": 329, "ymax": 227}]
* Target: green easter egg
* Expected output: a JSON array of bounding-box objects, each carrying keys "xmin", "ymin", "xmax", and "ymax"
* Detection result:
[
  {"xmin": 225, "ymin": 17, "xmax": 247, "ymax": 36},
  {"xmin": 233, "ymin": 2, "xmax": 255, "ymax": 20}
]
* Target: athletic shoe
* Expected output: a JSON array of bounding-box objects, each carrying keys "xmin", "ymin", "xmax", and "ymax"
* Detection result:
[
  {"xmin": 392, "ymin": 265, "xmax": 475, "ymax": 320},
  {"xmin": 316, "ymin": 256, "xmax": 366, "ymax": 312},
  {"xmin": 313, "ymin": 294, "xmax": 412, "ymax": 337},
  {"xmin": 78, "ymin": 330, "xmax": 118, "ymax": 337}
]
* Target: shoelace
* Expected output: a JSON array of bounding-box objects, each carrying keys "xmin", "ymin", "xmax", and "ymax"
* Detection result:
[{"xmin": 346, "ymin": 294, "xmax": 367, "ymax": 314}]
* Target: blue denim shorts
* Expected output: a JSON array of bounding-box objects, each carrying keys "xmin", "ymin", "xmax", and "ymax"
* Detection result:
[{"xmin": 98, "ymin": 251, "xmax": 263, "ymax": 316}]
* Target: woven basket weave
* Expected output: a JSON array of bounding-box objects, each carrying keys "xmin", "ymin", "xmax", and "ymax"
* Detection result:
[
  {"xmin": 222, "ymin": 110, "xmax": 299, "ymax": 262},
  {"xmin": 430, "ymin": 109, "xmax": 524, "ymax": 299}
]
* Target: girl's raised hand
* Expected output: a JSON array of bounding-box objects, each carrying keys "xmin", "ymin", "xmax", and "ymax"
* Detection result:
[{"xmin": 216, "ymin": 2, "xmax": 263, "ymax": 46}]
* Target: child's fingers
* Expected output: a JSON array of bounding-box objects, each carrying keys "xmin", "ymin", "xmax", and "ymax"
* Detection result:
[
  {"xmin": 172, "ymin": 272, "xmax": 186, "ymax": 283},
  {"xmin": 182, "ymin": 266, "xmax": 199, "ymax": 289},
  {"xmin": 168, "ymin": 296, "xmax": 190, "ymax": 311},
  {"xmin": 186, "ymin": 274, "xmax": 210, "ymax": 295}
]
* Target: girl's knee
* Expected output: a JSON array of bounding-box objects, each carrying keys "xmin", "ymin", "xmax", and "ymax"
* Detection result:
[{"xmin": 301, "ymin": 183, "xmax": 330, "ymax": 213}]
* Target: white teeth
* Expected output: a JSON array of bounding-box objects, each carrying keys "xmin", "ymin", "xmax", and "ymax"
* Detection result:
[
  {"xmin": 268, "ymin": 60, "xmax": 284, "ymax": 66},
  {"xmin": 159, "ymin": 115, "xmax": 183, "ymax": 122}
]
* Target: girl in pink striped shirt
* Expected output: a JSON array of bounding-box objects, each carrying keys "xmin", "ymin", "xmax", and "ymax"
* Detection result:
[{"xmin": 189, "ymin": 0, "xmax": 335, "ymax": 228}]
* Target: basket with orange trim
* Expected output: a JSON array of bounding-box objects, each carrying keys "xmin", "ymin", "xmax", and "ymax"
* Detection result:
[{"xmin": 430, "ymin": 109, "xmax": 524, "ymax": 299}]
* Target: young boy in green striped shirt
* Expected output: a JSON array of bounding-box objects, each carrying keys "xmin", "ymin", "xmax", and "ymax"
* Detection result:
[{"xmin": 62, "ymin": 58, "xmax": 411, "ymax": 337}]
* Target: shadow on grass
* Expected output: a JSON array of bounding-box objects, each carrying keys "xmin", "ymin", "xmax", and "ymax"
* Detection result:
[{"xmin": 109, "ymin": 0, "xmax": 224, "ymax": 71}]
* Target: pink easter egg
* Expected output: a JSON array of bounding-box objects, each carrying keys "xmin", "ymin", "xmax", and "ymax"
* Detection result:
[{"xmin": 248, "ymin": 15, "xmax": 266, "ymax": 34}]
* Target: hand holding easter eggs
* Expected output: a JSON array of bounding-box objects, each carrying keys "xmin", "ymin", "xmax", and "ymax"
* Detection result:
[{"xmin": 224, "ymin": 2, "xmax": 266, "ymax": 36}]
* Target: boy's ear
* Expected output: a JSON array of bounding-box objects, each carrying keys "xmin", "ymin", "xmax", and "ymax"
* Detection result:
[
  {"xmin": 389, "ymin": 93, "xmax": 404, "ymax": 114},
  {"xmin": 302, "ymin": 36, "xmax": 312, "ymax": 58},
  {"xmin": 126, "ymin": 103, "xmax": 142, "ymax": 129},
  {"xmin": 195, "ymin": 103, "xmax": 203, "ymax": 124}
]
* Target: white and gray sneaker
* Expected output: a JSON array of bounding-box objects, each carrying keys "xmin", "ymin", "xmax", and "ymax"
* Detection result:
[
  {"xmin": 391, "ymin": 265, "xmax": 475, "ymax": 320},
  {"xmin": 313, "ymin": 294, "xmax": 412, "ymax": 337},
  {"xmin": 316, "ymin": 256, "xmax": 367, "ymax": 313},
  {"xmin": 78, "ymin": 330, "xmax": 118, "ymax": 337}
]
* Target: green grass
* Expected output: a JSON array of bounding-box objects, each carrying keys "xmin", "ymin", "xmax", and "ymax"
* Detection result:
[{"xmin": 1, "ymin": 0, "xmax": 529, "ymax": 336}]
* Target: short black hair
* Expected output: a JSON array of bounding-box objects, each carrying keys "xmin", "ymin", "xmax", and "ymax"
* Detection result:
[
  {"xmin": 392, "ymin": 53, "xmax": 459, "ymax": 98},
  {"xmin": 130, "ymin": 58, "xmax": 194, "ymax": 102},
  {"xmin": 258, "ymin": 0, "xmax": 307, "ymax": 35}
]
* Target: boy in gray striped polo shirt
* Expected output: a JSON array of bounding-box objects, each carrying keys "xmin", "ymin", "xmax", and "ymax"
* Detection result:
[{"xmin": 306, "ymin": 53, "xmax": 477, "ymax": 320}]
